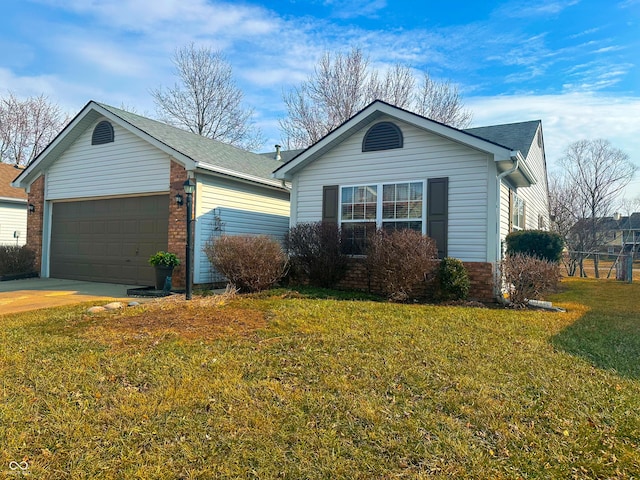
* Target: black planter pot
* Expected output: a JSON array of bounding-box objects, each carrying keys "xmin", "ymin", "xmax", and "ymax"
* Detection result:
[{"xmin": 154, "ymin": 266, "xmax": 174, "ymax": 290}]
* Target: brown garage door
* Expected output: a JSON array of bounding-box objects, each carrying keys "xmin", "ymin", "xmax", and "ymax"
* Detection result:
[{"xmin": 50, "ymin": 195, "xmax": 169, "ymax": 285}]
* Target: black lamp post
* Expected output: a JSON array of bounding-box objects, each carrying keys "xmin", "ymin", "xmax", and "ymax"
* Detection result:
[{"xmin": 183, "ymin": 178, "xmax": 195, "ymax": 300}]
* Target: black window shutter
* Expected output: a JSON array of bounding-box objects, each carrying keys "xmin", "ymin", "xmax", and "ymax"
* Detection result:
[
  {"xmin": 427, "ymin": 177, "xmax": 448, "ymax": 258},
  {"xmin": 322, "ymin": 185, "xmax": 339, "ymax": 223}
]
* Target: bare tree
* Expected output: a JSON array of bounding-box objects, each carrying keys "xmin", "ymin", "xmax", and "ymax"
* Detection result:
[
  {"xmin": 280, "ymin": 47, "xmax": 472, "ymax": 148},
  {"xmin": 0, "ymin": 92, "xmax": 68, "ymax": 167},
  {"xmin": 553, "ymin": 139, "xmax": 637, "ymax": 278},
  {"xmin": 414, "ymin": 74, "xmax": 472, "ymax": 127},
  {"xmin": 151, "ymin": 43, "xmax": 264, "ymax": 151}
]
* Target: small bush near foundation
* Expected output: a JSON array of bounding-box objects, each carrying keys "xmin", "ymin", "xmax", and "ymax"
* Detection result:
[
  {"xmin": 501, "ymin": 253, "xmax": 561, "ymax": 306},
  {"xmin": 505, "ymin": 230, "xmax": 564, "ymax": 263},
  {"xmin": 284, "ymin": 222, "xmax": 347, "ymax": 288},
  {"xmin": 204, "ymin": 235, "xmax": 287, "ymax": 293},
  {"xmin": 365, "ymin": 229, "xmax": 438, "ymax": 302},
  {"xmin": 0, "ymin": 245, "xmax": 36, "ymax": 276},
  {"xmin": 436, "ymin": 257, "xmax": 470, "ymax": 301}
]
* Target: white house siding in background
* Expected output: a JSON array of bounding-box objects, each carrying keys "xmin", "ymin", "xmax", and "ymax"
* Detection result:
[
  {"xmin": 195, "ymin": 175, "xmax": 290, "ymax": 283},
  {"xmin": 0, "ymin": 201, "xmax": 27, "ymax": 245},
  {"xmin": 292, "ymin": 116, "xmax": 492, "ymax": 262},
  {"xmin": 498, "ymin": 126, "xmax": 550, "ymax": 252},
  {"xmin": 516, "ymin": 128, "xmax": 549, "ymax": 231},
  {"xmin": 46, "ymin": 118, "xmax": 170, "ymax": 200}
]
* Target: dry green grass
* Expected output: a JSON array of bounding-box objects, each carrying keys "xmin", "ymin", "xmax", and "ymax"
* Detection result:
[{"xmin": 0, "ymin": 280, "xmax": 639, "ymax": 478}]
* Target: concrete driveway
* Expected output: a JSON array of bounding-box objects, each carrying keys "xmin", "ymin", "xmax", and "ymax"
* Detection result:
[{"xmin": 0, "ymin": 278, "xmax": 144, "ymax": 315}]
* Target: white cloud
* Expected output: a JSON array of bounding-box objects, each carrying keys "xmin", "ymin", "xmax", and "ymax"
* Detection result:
[{"xmin": 467, "ymin": 92, "xmax": 640, "ymax": 198}]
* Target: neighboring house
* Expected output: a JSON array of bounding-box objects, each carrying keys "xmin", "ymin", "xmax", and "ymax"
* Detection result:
[
  {"xmin": 12, "ymin": 101, "xmax": 289, "ymax": 286},
  {"xmin": 273, "ymin": 100, "xmax": 550, "ymax": 301},
  {"xmin": 601, "ymin": 213, "xmax": 640, "ymax": 257},
  {"xmin": 0, "ymin": 163, "xmax": 28, "ymax": 246}
]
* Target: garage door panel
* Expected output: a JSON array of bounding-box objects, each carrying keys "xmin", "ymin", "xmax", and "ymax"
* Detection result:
[{"xmin": 51, "ymin": 195, "xmax": 168, "ymax": 285}]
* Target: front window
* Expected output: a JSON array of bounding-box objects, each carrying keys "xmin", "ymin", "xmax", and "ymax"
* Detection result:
[
  {"xmin": 341, "ymin": 181, "xmax": 425, "ymax": 253},
  {"xmin": 512, "ymin": 194, "xmax": 525, "ymax": 231}
]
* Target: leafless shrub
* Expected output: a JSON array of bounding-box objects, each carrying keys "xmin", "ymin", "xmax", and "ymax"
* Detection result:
[
  {"xmin": 501, "ymin": 253, "xmax": 561, "ymax": 307},
  {"xmin": 365, "ymin": 229, "xmax": 438, "ymax": 302},
  {"xmin": 284, "ymin": 222, "xmax": 347, "ymax": 287},
  {"xmin": 0, "ymin": 245, "xmax": 36, "ymax": 275},
  {"xmin": 204, "ymin": 235, "xmax": 287, "ymax": 293}
]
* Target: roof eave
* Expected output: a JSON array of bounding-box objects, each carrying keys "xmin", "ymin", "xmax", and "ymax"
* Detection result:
[
  {"xmin": 0, "ymin": 196, "xmax": 27, "ymax": 204},
  {"xmin": 273, "ymin": 100, "xmax": 523, "ymax": 180},
  {"xmin": 12, "ymin": 101, "xmax": 201, "ymax": 189},
  {"xmin": 196, "ymin": 162, "xmax": 288, "ymax": 191}
]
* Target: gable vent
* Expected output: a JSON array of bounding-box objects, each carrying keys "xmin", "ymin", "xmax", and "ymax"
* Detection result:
[
  {"xmin": 362, "ymin": 122, "xmax": 403, "ymax": 152},
  {"xmin": 92, "ymin": 120, "xmax": 115, "ymax": 145}
]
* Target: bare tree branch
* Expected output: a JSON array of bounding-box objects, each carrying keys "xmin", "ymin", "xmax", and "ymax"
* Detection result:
[
  {"xmin": 552, "ymin": 139, "xmax": 637, "ymax": 277},
  {"xmin": 151, "ymin": 43, "xmax": 264, "ymax": 151},
  {"xmin": 280, "ymin": 47, "xmax": 472, "ymax": 148},
  {"xmin": 0, "ymin": 92, "xmax": 69, "ymax": 167}
]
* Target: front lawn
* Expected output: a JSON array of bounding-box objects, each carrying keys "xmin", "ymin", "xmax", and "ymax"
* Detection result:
[{"xmin": 1, "ymin": 280, "xmax": 638, "ymax": 478}]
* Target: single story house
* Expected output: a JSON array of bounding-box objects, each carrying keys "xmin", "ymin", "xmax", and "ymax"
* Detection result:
[
  {"xmin": 0, "ymin": 163, "xmax": 28, "ymax": 246},
  {"xmin": 273, "ymin": 100, "xmax": 550, "ymax": 301},
  {"xmin": 12, "ymin": 101, "xmax": 289, "ymax": 286}
]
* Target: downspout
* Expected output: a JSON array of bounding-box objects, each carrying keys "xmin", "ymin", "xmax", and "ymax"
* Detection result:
[{"xmin": 495, "ymin": 152, "xmax": 520, "ymax": 301}]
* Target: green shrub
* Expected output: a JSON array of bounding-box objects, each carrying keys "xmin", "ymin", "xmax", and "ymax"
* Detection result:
[
  {"xmin": 436, "ymin": 257, "xmax": 470, "ymax": 301},
  {"xmin": 0, "ymin": 245, "xmax": 36, "ymax": 276},
  {"xmin": 365, "ymin": 229, "xmax": 438, "ymax": 302},
  {"xmin": 505, "ymin": 230, "xmax": 564, "ymax": 262},
  {"xmin": 501, "ymin": 253, "xmax": 561, "ymax": 306},
  {"xmin": 204, "ymin": 235, "xmax": 287, "ymax": 293},
  {"xmin": 284, "ymin": 222, "xmax": 348, "ymax": 288}
]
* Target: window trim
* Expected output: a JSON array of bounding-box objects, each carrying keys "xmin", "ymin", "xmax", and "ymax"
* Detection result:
[
  {"xmin": 511, "ymin": 193, "xmax": 525, "ymax": 231},
  {"xmin": 339, "ymin": 180, "xmax": 427, "ymax": 234}
]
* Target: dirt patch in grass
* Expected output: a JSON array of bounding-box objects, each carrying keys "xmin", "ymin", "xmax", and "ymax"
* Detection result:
[{"xmin": 81, "ymin": 295, "xmax": 267, "ymax": 347}]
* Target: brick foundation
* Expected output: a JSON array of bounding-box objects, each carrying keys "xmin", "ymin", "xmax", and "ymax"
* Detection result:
[
  {"xmin": 333, "ymin": 258, "xmax": 496, "ymax": 303},
  {"xmin": 26, "ymin": 175, "xmax": 45, "ymax": 274},
  {"xmin": 167, "ymin": 161, "xmax": 189, "ymax": 287}
]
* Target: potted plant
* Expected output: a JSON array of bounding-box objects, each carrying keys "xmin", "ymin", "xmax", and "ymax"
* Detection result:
[{"xmin": 148, "ymin": 251, "xmax": 180, "ymax": 290}]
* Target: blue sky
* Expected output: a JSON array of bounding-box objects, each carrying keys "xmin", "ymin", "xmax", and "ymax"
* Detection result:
[{"xmin": 2, "ymin": 0, "xmax": 640, "ymax": 200}]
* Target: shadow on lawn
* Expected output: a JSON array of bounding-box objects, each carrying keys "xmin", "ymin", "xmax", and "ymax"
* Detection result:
[{"xmin": 551, "ymin": 299, "xmax": 640, "ymax": 379}]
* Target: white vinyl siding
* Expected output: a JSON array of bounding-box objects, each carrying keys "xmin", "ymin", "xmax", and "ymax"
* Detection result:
[
  {"xmin": 195, "ymin": 175, "xmax": 290, "ymax": 283},
  {"xmin": 292, "ymin": 116, "xmax": 491, "ymax": 262},
  {"xmin": 0, "ymin": 202, "xmax": 27, "ymax": 245},
  {"xmin": 497, "ymin": 126, "xmax": 550, "ymax": 243},
  {"xmin": 46, "ymin": 118, "xmax": 170, "ymax": 200},
  {"xmin": 513, "ymin": 127, "xmax": 549, "ymax": 231}
]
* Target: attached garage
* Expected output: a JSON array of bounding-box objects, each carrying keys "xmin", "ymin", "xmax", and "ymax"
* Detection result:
[
  {"xmin": 12, "ymin": 101, "xmax": 290, "ymax": 289},
  {"xmin": 50, "ymin": 195, "xmax": 168, "ymax": 284}
]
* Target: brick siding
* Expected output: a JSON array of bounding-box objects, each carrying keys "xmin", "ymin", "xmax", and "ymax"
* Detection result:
[
  {"xmin": 167, "ymin": 161, "xmax": 188, "ymax": 288},
  {"xmin": 334, "ymin": 257, "xmax": 496, "ymax": 303},
  {"xmin": 26, "ymin": 175, "xmax": 45, "ymax": 274}
]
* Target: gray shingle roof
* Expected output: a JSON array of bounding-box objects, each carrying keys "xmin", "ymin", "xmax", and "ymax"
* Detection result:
[
  {"xmin": 259, "ymin": 149, "xmax": 305, "ymax": 163},
  {"xmin": 464, "ymin": 120, "xmax": 541, "ymax": 158},
  {"xmin": 97, "ymin": 103, "xmax": 283, "ymax": 183}
]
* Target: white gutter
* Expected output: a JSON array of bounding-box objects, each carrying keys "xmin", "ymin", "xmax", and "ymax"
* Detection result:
[
  {"xmin": 0, "ymin": 197, "xmax": 27, "ymax": 204},
  {"xmin": 494, "ymin": 152, "xmax": 520, "ymax": 300}
]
